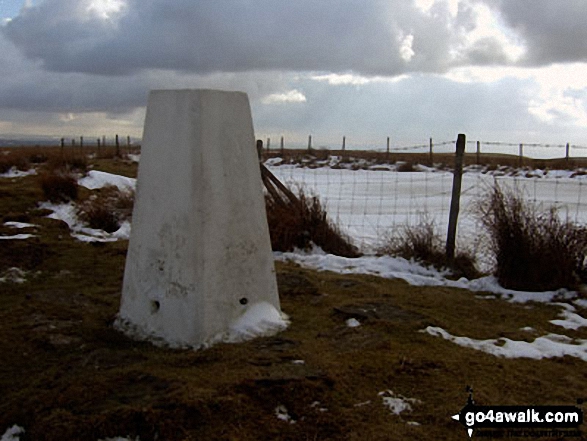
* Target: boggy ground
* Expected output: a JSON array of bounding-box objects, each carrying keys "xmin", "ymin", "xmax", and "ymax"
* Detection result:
[{"xmin": 0, "ymin": 151, "xmax": 586, "ymax": 440}]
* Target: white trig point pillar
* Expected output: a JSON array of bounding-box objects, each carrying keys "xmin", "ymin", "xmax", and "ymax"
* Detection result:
[{"xmin": 117, "ymin": 89, "xmax": 284, "ymax": 348}]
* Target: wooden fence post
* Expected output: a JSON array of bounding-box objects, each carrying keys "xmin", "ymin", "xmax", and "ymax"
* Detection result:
[
  {"xmin": 308, "ymin": 135, "xmax": 312, "ymax": 152},
  {"xmin": 280, "ymin": 136, "xmax": 284, "ymax": 155},
  {"xmin": 386, "ymin": 137, "xmax": 390, "ymax": 161},
  {"xmin": 519, "ymin": 143, "xmax": 523, "ymax": 167},
  {"xmin": 446, "ymin": 134, "xmax": 466, "ymax": 263},
  {"xmin": 566, "ymin": 142, "xmax": 570, "ymax": 163},
  {"xmin": 60, "ymin": 138, "xmax": 64, "ymax": 156},
  {"xmin": 115, "ymin": 134, "xmax": 120, "ymax": 157},
  {"xmin": 342, "ymin": 136, "xmax": 346, "ymax": 151},
  {"xmin": 266, "ymin": 137, "xmax": 271, "ymax": 151},
  {"xmin": 429, "ymin": 137, "xmax": 433, "ymax": 165},
  {"xmin": 476, "ymin": 141, "xmax": 481, "ymax": 165}
]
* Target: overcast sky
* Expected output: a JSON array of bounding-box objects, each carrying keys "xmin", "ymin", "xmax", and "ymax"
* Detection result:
[{"xmin": 1, "ymin": 0, "xmax": 587, "ymax": 150}]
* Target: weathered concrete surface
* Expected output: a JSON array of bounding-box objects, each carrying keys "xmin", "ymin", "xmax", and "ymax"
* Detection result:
[{"xmin": 118, "ymin": 89, "xmax": 280, "ymax": 348}]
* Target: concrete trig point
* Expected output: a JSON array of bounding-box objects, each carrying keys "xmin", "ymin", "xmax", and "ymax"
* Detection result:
[{"xmin": 117, "ymin": 89, "xmax": 283, "ymax": 348}]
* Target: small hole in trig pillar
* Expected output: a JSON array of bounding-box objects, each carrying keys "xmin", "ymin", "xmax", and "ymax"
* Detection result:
[
  {"xmin": 239, "ymin": 297, "xmax": 248, "ymax": 305},
  {"xmin": 151, "ymin": 300, "xmax": 161, "ymax": 314}
]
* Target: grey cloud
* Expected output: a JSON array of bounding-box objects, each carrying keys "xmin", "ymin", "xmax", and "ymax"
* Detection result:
[
  {"xmin": 493, "ymin": 0, "xmax": 587, "ymax": 65},
  {"xmin": 2, "ymin": 0, "xmax": 470, "ymax": 76}
]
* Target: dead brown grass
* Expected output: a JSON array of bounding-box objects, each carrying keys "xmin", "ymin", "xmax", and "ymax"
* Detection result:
[
  {"xmin": 266, "ymin": 188, "xmax": 360, "ymax": 257},
  {"xmin": 476, "ymin": 182, "xmax": 587, "ymax": 291},
  {"xmin": 76, "ymin": 185, "xmax": 134, "ymax": 233},
  {"xmin": 377, "ymin": 217, "xmax": 480, "ymax": 280}
]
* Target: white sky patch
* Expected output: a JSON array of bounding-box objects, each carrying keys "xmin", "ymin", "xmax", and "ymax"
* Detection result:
[
  {"xmin": 399, "ymin": 33, "xmax": 415, "ymax": 62},
  {"xmin": 444, "ymin": 63, "xmax": 587, "ymax": 127},
  {"xmin": 414, "ymin": 0, "xmax": 458, "ymax": 17},
  {"xmin": 310, "ymin": 73, "xmax": 409, "ymax": 86},
  {"xmin": 424, "ymin": 326, "xmax": 587, "ymax": 361},
  {"xmin": 87, "ymin": 0, "xmax": 126, "ymax": 20},
  {"xmin": 262, "ymin": 89, "xmax": 306, "ymax": 104}
]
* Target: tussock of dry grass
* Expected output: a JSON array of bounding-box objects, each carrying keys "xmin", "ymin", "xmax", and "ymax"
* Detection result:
[
  {"xmin": 38, "ymin": 171, "xmax": 79, "ymax": 202},
  {"xmin": 377, "ymin": 217, "xmax": 479, "ymax": 280},
  {"xmin": 476, "ymin": 182, "xmax": 587, "ymax": 291},
  {"xmin": 266, "ymin": 188, "xmax": 360, "ymax": 257},
  {"xmin": 76, "ymin": 185, "xmax": 134, "ymax": 233}
]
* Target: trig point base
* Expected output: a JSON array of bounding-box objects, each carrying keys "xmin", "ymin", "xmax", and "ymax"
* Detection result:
[{"xmin": 117, "ymin": 89, "xmax": 281, "ymax": 348}]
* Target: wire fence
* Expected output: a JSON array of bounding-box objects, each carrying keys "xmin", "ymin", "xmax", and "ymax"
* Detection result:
[{"xmin": 264, "ymin": 142, "xmax": 587, "ymax": 262}]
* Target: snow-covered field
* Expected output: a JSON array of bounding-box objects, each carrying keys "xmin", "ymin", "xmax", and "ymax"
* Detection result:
[{"xmin": 268, "ymin": 162, "xmax": 587, "ymax": 252}]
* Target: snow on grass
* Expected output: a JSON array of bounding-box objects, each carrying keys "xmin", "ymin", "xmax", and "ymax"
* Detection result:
[
  {"xmin": 98, "ymin": 437, "xmax": 140, "ymax": 441},
  {"xmin": 378, "ymin": 390, "xmax": 419, "ymax": 415},
  {"xmin": 0, "ymin": 425, "xmax": 24, "ymax": 441},
  {"xmin": 424, "ymin": 326, "xmax": 587, "ymax": 361},
  {"xmin": 550, "ymin": 308, "xmax": 587, "ymax": 330},
  {"xmin": 0, "ymin": 268, "xmax": 27, "ymax": 284},
  {"xmin": 275, "ymin": 251, "xmax": 574, "ymax": 304},
  {"xmin": 4, "ymin": 221, "xmax": 37, "ymax": 229},
  {"xmin": 275, "ymin": 405, "xmax": 296, "ymax": 424},
  {"xmin": 78, "ymin": 170, "xmax": 136, "ymax": 191},
  {"xmin": 39, "ymin": 202, "xmax": 130, "ymax": 242},
  {"xmin": 0, "ymin": 167, "xmax": 36, "ymax": 178},
  {"xmin": 222, "ymin": 301, "xmax": 290, "ymax": 343},
  {"xmin": 0, "ymin": 234, "xmax": 35, "ymax": 240},
  {"xmin": 346, "ymin": 318, "xmax": 361, "ymax": 328}
]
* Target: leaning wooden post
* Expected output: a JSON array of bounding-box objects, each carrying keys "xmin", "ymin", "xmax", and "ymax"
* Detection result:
[{"xmin": 446, "ymin": 134, "xmax": 466, "ymax": 263}]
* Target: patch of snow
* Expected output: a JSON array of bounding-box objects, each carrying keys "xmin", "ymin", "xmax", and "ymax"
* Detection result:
[
  {"xmin": 98, "ymin": 437, "xmax": 140, "ymax": 441},
  {"xmin": 4, "ymin": 222, "xmax": 37, "ymax": 229},
  {"xmin": 407, "ymin": 421, "xmax": 421, "ymax": 426},
  {"xmin": 346, "ymin": 318, "xmax": 361, "ymax": 328},
  {"xmin": 78, "ymin": 170, "xmax": 136, "ymax": 191},
  {"xmin": 378, "ymin": 390, "xmax": 419, "ymax": 415},
  {"xmin": 39, "ymin": 202, "xmax": 129, "ymax": 243},
  {"xmin": 275, "ymin": 405, "xmax": 296, "ymax": 424},
  {"xmin": 354, "ymin": 400, "xmax": 372, "ymax": 407},
  {"xmin": 424, "ymin": 326, "xmax": 587, "ymax": 361},
  {"xmin": 127, "ymin": 153, "xmax": 140, "ymax": 163},
  {"xmin": 0, "ymin": 268, "xmax": 27, "ymax": 284},
  {"xmin": 575, "ymin": 299, "xmax": 587, "ymax": 309},
  {"xmin": 0, "ymin": 167, "xmax": 36, "ymax": 178},
  {"xmin": 275, "ymin": 252, "xmax": 575, "ymax": 304},
  {"xmin": 1, "ymin": 425, "xmax": 24, "ymax": 441},
  {"xmin": 264, "ymin": 157, "xmax": 283, "ymax": 166},
  {"xmin": 550, "ymin": 309, "xmax": 587, "ymax": 330},
  {"xmin": 0, "ymin": 234, "xmax": 35, "ymax": 240},
  {"xmin": 292, "ymin": 359, "xmax": 305, "ymax": 365},
  {"xmin": 221, "ymin": 302, "xmax": 290, "ymax": 343},
  {"xmin": 520, "ymin": 326, "xmax": 535, "ymax": 332}
]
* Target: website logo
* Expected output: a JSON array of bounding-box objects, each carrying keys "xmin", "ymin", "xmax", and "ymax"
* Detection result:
[{"xmin": 451, "ymin": 387, "xmax": 583, "ymax": 438}]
